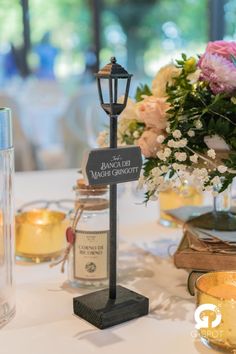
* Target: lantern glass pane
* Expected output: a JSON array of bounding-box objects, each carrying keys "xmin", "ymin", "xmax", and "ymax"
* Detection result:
[
  {"xmin": 114, "ymin": 78, "xmax": 128, "ymax": 104},
  {"xmin": 99, "ymin": 78, "xmax": 110, "ymax": 104}
]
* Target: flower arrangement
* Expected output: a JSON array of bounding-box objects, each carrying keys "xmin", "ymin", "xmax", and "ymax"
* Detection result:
[{"xmin": 98, "ymin": 41, "xmax": 236, "ymax": 200}]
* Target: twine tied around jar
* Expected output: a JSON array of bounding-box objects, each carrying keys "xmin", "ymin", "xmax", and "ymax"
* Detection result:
[
  {"xmin": 50, "ymin": 188, "xmax": 109, "ymax": 273},
  {"xmin": 50, "ymin": 204, "xmax": 84, "ymax": 273}
]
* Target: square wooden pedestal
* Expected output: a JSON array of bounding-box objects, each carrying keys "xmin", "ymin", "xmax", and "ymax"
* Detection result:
[{"xmin": 73, "ymin": 285, "xmax": 149, "ymax": 329}]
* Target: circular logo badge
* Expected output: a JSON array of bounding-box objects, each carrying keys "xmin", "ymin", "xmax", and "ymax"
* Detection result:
[{"xmin": 85, "ymin": 262, "xmax": 96, "ymax": 273}]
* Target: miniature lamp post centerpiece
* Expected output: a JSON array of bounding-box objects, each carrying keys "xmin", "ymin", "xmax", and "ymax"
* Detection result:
[{"xmin": 73, "ymin": 57, "xmax": 149, "ymax": 329}]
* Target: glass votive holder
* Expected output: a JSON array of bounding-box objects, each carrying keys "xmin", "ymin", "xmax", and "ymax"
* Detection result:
[
  {"xmin": 15, "ymin": 209, "xmax": 69, "ymax": 263},
  {"xmin": 195, "ymin": 271, "xmax": 236, "ymax": 352}
]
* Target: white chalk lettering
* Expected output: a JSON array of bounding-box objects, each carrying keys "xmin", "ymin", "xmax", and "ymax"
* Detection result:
[
  {"xmin": 90, "ymin": 170, "xmax": 111, "ymax": 179},
  {"xmin": 101, "ymin": 159, "xmax": 131, "ymax": 170},
  {"xmin": 112, "ymin": 167, "xmax": 139, "ymax": 176}
]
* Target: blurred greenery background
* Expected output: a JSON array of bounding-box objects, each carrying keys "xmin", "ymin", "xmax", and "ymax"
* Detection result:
[
  {"xmin": 1, "ymin": 0, "xmax": 236, "ymax": 171},
  {"xmin": 1, "ymin": 0, "xmax": 236, "ymax": 83},
  {"xmin": 0, "ymin": 0, "xmax": 216, "ymax": 85},
  {"xmin": 1, "ymin": 0, "xmax": 236, "ymax": 84}
]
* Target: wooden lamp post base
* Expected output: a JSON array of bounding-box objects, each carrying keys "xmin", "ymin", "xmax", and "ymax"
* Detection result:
[{"xmin": 73, "ymin": 285, "xmax": 149, "ymax": 329}]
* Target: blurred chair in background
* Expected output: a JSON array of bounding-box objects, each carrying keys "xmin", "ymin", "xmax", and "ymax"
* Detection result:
[
  {"xmin": 0, "ymin": 92, "xmax": 35, "ymax": 171},
  {"xmin": 60, "ymin": 83, "xmax": 107, "ymax": 168},
  {"xmin": 19, "ymin": 79, "xmax": 67, "ymax": 170},
  {"xmin": 36, "ymin": 145, "xmax": 66, "ymax": 170}
]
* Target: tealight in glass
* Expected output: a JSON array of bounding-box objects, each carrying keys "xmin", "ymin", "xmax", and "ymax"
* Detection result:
[
  {"xmin": 195, "ymin": 271, "xmax": 236, "ymax": 352},
  {"xmin": 15, "ymin": 209, "xmax": 68, "ymax": 263}
]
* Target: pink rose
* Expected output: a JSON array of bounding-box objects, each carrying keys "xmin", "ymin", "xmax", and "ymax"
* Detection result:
[
  {"xmin": 138, "ymin": 129, "xmax": 162, "ymax": 158},
  {"xmin": 199, "ymin": 41, "xmax": 236, "ymax": 65},
  {"xmin": 138, "ymin": 96, "xmax": 169, "ymax": 130}
]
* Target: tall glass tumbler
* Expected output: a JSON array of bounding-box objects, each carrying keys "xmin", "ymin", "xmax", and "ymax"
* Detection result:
[{"xmin": 0, "ymin": 108, "xmax": 15, "ymax": 327}]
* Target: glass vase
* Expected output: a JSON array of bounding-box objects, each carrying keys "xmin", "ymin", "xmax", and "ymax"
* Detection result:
[
  {"xmin": 159, "ymin": 179, "xmax": 203, "ymax": 227},
  {"xmin": 190, "ymin": 181, "xmax": 236, "ymax": 231},
  {"xmin": 0, "ymin": 108, "xmax": 15, "ymax": 327}
]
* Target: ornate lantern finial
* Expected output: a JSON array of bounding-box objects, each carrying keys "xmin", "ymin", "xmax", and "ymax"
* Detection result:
[{"xmin": 110, "ymin": 57, "xmax": 116, "ymax": 64}]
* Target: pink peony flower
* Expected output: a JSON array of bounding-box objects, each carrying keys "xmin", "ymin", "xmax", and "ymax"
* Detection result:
[
  {"xmin": 201, "ymin": 40, "xmax": 236, "ymax": 61},
  {"xmin": 199, "ymin": 53, "xmax": 236, "ymax": 94},
  {"xmin": 138, "ymin": 129, "xmax": 162, "ymax": 158},
  {"xmin": 138, "ymin": 96, "xmax": 169, "ymax": 130}
]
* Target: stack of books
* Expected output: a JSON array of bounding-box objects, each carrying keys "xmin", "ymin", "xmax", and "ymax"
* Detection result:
[{"xmin": 166, "ymin": 206, "xmax": 236, "ymax": 295}]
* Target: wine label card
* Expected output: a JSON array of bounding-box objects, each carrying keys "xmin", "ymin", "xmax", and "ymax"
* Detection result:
[
  {"xmin": 74, "ymin": 230, "xmax": 109, "ymax": 280},
  {"xmin": 82, "ymin": 146, "xmax": 142, "ymax": 185}
]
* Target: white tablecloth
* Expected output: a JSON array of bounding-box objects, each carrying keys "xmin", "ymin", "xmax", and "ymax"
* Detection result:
[{"xmin": 0, "ymin": 169, "xmax": 218, "ymax": 354}]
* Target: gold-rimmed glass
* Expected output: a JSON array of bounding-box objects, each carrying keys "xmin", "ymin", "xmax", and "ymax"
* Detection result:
[
  {"xmin": 195, "ymin": 271, "xmax": 236, "ymax": 352},
  {"xmin": 15, "ymin": 206, "xmax": 70, "ymax": 264}
]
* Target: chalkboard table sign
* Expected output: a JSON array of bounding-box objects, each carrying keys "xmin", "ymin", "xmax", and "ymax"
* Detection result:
[
  {"xmin": 73, "ymin": 57, "xmax": 149, "ymax": 329},
  {"xmin": 82, "ymin": 146, "xmax": 142, "ymax": 185}
]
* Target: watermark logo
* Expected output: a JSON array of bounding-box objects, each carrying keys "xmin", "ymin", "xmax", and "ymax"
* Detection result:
[{"xmin": 194, "ymin": 304, "xmax": 222, "ymax": 329}]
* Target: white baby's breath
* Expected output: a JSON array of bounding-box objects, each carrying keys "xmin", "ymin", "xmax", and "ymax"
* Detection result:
[
  {"xmin": 194, "ymin": 120, "xmax": 203, "ymax": 129},
  {"xmin": 178, "ymin": 138, "xmax": 188, "ymax": 148},
  {"xmin": 174, "ymin": 152, "xmax": 187, "ymax": 161},
  {"xmin": 161, "ymin": 165, "xmax": 169, "ymax": 173},
  {"xmin": 157, "ymin": 135, "xmax": 165, "ymax": 144},
  {"xmin": 190, "ymin": 154, "xmax": 198, "ymax": 163},
  {"xmin": 187, "ymin": 130, "xmax": 195, "ymax": 137},
  {"xmin": 156, "ymin": 150, "xmax": 166, "ymax": 161},
  {"xmin": 164, "ymin": 147, "xmax": 171, "ymax": 158},
  {"xmin": 167, "ymin": 138, "xmax": 187, "ymax": 148},
  {"xmin": 207, "ymin": 149, "xmax": 216, "ymax": 159},
  {"xmin": 172, "ymin": 130, "xmax": 182, "ymax": 139},
  {"xmin": 166, "ymin": 123, "xmax": 171, "ymax": 133},
  {"xmin": 172, "ymin": 163, "xmax": 186, "ymax": 171},
  {"xmin": 217, "ymin": 165, "xmax": 228, "ymax": 174},
  {"xmin": 133, "ymin": 130, "xmax": 140, "ymax": 139}
]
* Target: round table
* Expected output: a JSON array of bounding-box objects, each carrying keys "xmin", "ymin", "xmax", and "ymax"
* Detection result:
[{"xmin": 0, "ymin": 169, "xmax": 218, "ymax": 354}]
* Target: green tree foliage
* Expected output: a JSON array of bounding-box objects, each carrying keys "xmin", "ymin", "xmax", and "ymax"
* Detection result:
[
  {"xmin": 0, "ymin": 0, "xmax": 208, "ymax": 77},
  {"xmin": 30, "ymin": 0, "xmax": 91, "ymax": 50},
  {"xmin": 102, "ymin": 0, "xmax": 207, "ymax": 75},
  {"xmin": 0, "ymin": 0, "xmax": 23, "ymax": 44}
]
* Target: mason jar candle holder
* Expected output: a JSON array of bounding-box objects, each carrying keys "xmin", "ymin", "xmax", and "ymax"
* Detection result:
[
  {"xmin": 15, "ymin": 209, "xmax": 68, "ymax": 263},
  {"xmin": 195, "ymin": 271, "xmax": 236, "ymax": 352}
]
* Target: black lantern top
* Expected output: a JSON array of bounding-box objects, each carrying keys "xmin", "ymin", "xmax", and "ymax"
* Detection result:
[
  {"xmin": 95, "ymin": 57, "xmax": 132, "ymax": 116},
  {"xmin": 96, "ymin": 57, "xmax": 131, "ymax": 78}
]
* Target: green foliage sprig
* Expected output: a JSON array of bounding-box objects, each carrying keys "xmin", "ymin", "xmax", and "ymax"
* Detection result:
[{"xmin": 135, "ymin": 84, "xmax": 152, "ymax": 102}]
